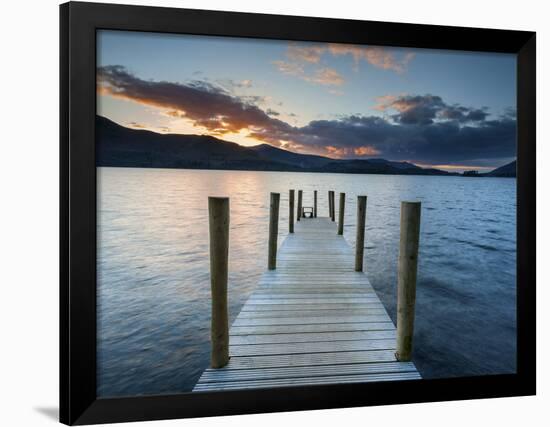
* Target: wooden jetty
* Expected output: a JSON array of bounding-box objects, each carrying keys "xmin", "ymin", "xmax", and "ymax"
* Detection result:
[{"xmin": 194, "ymin": 203, "xmax": 421, "ymax": 392}]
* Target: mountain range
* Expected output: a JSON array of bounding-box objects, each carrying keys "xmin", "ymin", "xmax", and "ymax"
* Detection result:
[
  {"xmin": 96, "ymin": 116, "xmax": 514, "ymax": 177},
  {"xmin": 484, "ymin": 160, "xmax": 516, "ymax": 177}
]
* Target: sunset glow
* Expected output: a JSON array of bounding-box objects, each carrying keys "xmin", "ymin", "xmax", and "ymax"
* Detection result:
[{"xmin": 97, "ymin": 31, "xmax": 516, "ymax": 169}]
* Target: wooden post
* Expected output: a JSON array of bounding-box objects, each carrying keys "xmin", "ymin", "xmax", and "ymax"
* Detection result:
[
  {"xmin": 297, "ymin": 190, "xmax": 303, "ymax": 221},
  {"xmin": 314, "ymin": 190, "xmax": 317, "ymax": 218},
  {"xmin": 328, "ymin": 191, "xmax": 332, "ymax": 218},
  {"xmin": 395, "ymin": 201, "xmax": 421, "ymax": 362},
  {"xmin": 329, "ymin": 191, "xmax": 335, "ymax": 221},
  {"xmin": 332, "ymin": 192, "xmax": 336, "ymax": 222},
  {"xmin": 268, "ymin": 192, "xmax": 280, "ymax": 270},
  {"xmin": 289, "ymin": 189, "xmax": 295, "ymax": 233},
  {"xmin": 337, "ymin": 193, "xmax": 345, "ymax": 235},
  {"xmin": 208, "ymin": 197, "xmax": 230, "ymax": 368},
  {"xmin": 355, "ymin": 196, "xmax": 367, "ymax": 271}
]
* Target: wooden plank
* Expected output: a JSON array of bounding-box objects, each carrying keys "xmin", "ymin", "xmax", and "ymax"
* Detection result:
[
  {"xmin": 236, "ymin": 309, "xmax": 388, "ymax": 318},
  {"xmin": 193, "ymin": 372, "xmax": 421, "ymax": 391},
  {"xmin": 229, "ymin": 338, "xmax": 396, "ymax": 356},
  {"xmin": 258, "ymin": 283, "xmax": 371, "ymax": 287},
  {"xmin": 259, "ymin": 277, "xmax": 368, "ymax": 281},
  {"xmin": 248, "ymin": 295, "xmax": 380, "ymax": 306},
  {"xmin": 259, "ymin": 277, "xmax": 367, "ymax": 281},
  {"xmin": 241, "ymin": 303, "xmax": 385, "ymax": 312},
  {"xmin": 212, "ymin": 349, "xmax": 399, "ymax": 370},
  {"xmin": 232, "ymin": 314, "xmax": 391, "ymax": 326},
  {"xmin": 231, "ymin": 330, "xmax": 396, "ymax": 345},
  {"xmin": 199, "ymin": 361, "xmax": 415, "ymax": 382},
  {"xmin": 254, "ymin": 285, "xmax": 374, "ymax": 290},
  {"xmin": 255, "ymin": 284, "xmax": 374, "ymax": 289},
  {"xmin": 252, "ymin": 293, "xmax": 376, "ymax": 297},
  {"xmin": 258, "ymin": 279, "xmax": 373, "ymax": 284},
  {"xmin": 230, "ymin": 322, "xmax": 396, "ymax": 335},
  {"xmin": 249, "ymin": 293, "xmax": 378, "ymax": 299}
]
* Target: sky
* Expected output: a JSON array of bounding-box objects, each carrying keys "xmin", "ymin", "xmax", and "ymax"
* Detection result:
[{"xmin": 97, "ymin": 30, "xmax": 517, "ymax": 172}]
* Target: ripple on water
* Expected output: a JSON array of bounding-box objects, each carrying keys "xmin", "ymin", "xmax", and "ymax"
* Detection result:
[{"xmin": 98, "ymin": 168, "xmax": 517, "ymax": 397}]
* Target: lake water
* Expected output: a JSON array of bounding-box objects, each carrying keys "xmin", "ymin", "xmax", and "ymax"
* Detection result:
[{"xmin": 97, "ymin": 167, "xmax": 516, "ymax": 397}]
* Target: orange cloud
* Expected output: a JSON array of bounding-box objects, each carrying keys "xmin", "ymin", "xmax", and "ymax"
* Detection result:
[
  {"xmin": 328, "ymin": 44, "xmax": 415, "ymax": 73},
  {"xmin": 374, "ymin": 94, "xmax": 400, "ymax": 111},
  {"xmin": 272, "ymin": 60, "xmax": 344, "ymax": 86},
  {"xmin": 165, "ymin": 110, "xmax": 183, "ymax": 118},
  {"xmin": 354, "ymin": 146, "xmax": 381, "ymax": 156},
  {"xmin": 272, "ymin": 60, "xmax": 304, "ymax": 76},
  {"xmin": 127, "ymin": 121, "xmax": 146, "ymax": 129},
  {"xmin": 308, "ymin": 68, "xmax": 344, "ymax": 86},
  {"xmin": 273, "ymin": 42, "xmax": 414, "ymax": 88},
  {"xmin": 324, "ymin": 145, "xmax": 380, "ymax": 158},
  {"xmin": 287, "ymin": 43, "xmax": 325, "ymax": 63},
  {"xmin": 325, "ymin": 146, "xmax": 348, "ymax": 158}
]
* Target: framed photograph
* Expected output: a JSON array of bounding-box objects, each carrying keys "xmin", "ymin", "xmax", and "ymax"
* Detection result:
[{"xmin": 60, "ymin": 1, "xmax": 536, "ymax": 425}]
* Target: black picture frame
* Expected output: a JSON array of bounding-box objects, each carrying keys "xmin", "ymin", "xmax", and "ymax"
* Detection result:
[{"xmin": 60, "ymin": 1, "xmax": 536, "ymax": 425}]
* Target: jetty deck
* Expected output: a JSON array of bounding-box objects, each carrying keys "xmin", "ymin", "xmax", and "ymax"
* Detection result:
[{"xmin": 193, "ymin": 216, "xmax": 420, "ymax": 392}]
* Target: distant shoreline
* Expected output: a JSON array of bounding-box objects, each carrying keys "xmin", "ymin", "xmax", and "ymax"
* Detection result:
[
  {"xmin": 97, "ymin": 115, "xmax": 516, "ymax": 178},
  {"xmin": 96, "ymin": 164, "xmax": 516, "ymax": 178}
]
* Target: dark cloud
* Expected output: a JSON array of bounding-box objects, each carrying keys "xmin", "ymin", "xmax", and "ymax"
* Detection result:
[
  {"xmin": 440, "ymin": 105, "xmax": 488, "ymax": 123},
  {"xmin": 293, "ymin": 114, "xmax": 516, "ymax": 164},
  {"xmin": 97, "ymin": 65, "xmax": 295, "ymax": 145},
  {"xmin": 464, "ymin": 109, "xmax": 489, "ymax": 122},
  {"xmin": 378, "ymin": 94, "xmax": 491, "ymax": 125},
  {"xmin": 98, "ymin": 66, "xmax": 516, "ymax": 165},
  {"xmin": 391, "ymin": 95, "xmax": 445, "ymax": 125},
  {"xmin": 501, "ymin": 106, "xmax": 517, "ymax": 120}
]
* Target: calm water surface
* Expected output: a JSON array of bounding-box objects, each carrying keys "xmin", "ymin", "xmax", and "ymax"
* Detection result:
[{"xmin": 97, "ymin": 167, "xmax": 516, "ymax": 397}]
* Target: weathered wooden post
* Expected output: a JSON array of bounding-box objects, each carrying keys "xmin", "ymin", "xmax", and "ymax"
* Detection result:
[
  {"xmin": 208, "ymin": 197, "xmax": 230, "ymax": 368},
  {"xmin": 328, "ymin": 191, "xmax": 332, "ymax": 218},
  {"xmin": 337, "ymin": 193, "xmax": 345, "ymax": 235},
  {"xmin": 329, "ymin": 191, "xmax": 335, "ymax": 221},
  {"xmin": 314, "ymin": 190, "xmax": 317, "ymax": 218},
  {"xmin": 297, "ymin": 190, "xmax": 303, "ymax": 221},
  {"xmin": 289, "ymin": 189, "xmax": 295, "ymax": 233},
  {"xmin": 333, "ymin": 191, "xmax": 336, "ymax": 221},
  {"xmin": 355, "ymin": 196, "xmax": 367, "ymax": 271},
  {"xmin": 395, "ymin": 201, "xmax": 421, "ymax": 362},
  {"xmin": 268, "ymin": 192, "xmax": 280, "ymax": 270}
]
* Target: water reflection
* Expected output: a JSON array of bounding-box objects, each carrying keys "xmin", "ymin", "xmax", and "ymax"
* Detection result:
[{"xmin": 97, "ymin": 167, "xmax": 516, "ymax": 397}]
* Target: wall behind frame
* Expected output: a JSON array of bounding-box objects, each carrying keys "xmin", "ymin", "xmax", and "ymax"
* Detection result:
[{"xmin": 0, "ymin": 0, "xmax": 546, "ymax": 426}]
